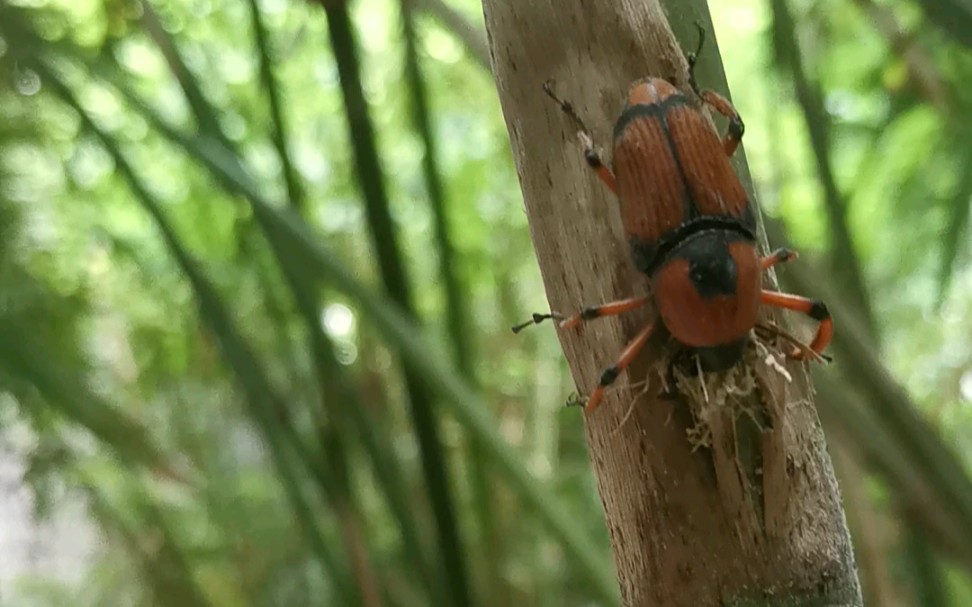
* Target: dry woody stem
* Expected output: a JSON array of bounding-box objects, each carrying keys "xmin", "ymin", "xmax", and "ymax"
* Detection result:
[{"xmin": 481, "ymin": 1, "xmax": 862, "ymax": 604}]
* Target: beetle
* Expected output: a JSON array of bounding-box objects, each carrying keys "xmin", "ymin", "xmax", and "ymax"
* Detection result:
[{"xmin": 513, "ymin": 26, "xmax": 833, "ymax": 413}]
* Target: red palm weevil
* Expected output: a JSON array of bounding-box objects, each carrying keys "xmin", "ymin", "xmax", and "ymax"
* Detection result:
[{"xmin": 514, "ymin": 26, "xmax": 833, "ymax": 413}]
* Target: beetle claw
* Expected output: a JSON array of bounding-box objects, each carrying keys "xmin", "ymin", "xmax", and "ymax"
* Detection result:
[{"xmin": 565, "ymin": 392, "xmax": 588, "ymax": 408}]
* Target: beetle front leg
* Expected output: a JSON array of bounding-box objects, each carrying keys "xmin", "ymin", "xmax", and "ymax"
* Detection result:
[
  {"xmin": 760, "ymin": 247, "xmax": 798, "ymax": 271},
  {"xmin": 558, "ymin": 294, "xmax": 650, "ymax": 329},
  {"xmin": 686, "ymin": 22, "xmax": 745, "ymax": 156},
  {"xmin": 583, "ymin": 320, "xmax": 656, "ymax": 413},
  {"xmin": 511, "ymin": 295, "xmax": 650, "ymax": 333},
  {"xmin": 760, "ymin": 291, "xmax": 833, "ymax": 359},
  {"xmin": 697, "ymin": 90, "xmax": 745, "ymax": 156},
  {"xmin": 578, "ymin": 132, "xmax": 618, "ymax": 194},
  {"xmin": 543, "ymin": 80, "xmax": 618, "ymax": 194}
]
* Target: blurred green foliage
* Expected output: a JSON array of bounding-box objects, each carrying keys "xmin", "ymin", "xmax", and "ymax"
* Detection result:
[{"xmin": 0, "ymin": 0, "xmax": 971, "ymax": 605}]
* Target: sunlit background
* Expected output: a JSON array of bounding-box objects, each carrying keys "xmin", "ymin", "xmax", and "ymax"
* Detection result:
[{"xmin": 1, "ymin": 0, "xmax": 971, "ymax": 604}]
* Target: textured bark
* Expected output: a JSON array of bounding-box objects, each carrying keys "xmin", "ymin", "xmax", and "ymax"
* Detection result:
[{"xmin": 480, "ymin": 1, "xmax": 862, "ymax": 605}]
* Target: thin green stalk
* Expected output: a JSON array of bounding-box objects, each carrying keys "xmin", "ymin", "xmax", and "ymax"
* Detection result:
[
  {"xmin": 138, "ymin": 0, "xmax": 306, "ymax": 392},
  {"xmin": 399, "ymin": 0, "xmax": 473, "ymax": 405},
  {"xmin": 237, "ymin": 11, "xmax": 387, "ymax": 589},
  {"xmin": 242, "ymin": 1, "xmax": 439, "ymax": 598},
  {"xmin": 246, "ymin": 0, "xmax": 347, "ymax": 505},
  {"xmin": 36, "ymin": 62, "xmax": 354, "ymax": 603},
  {"xmin": 332, "ymin": 353, "xmax": 451, "ymax": 606},
  {"xmin": 235, "ymin": 221, "xmax": 311, "ymax": 398},
  {"xmin": 138, "ymin": 0, "xmax": 233, "ymax": 149},
  {"xmin": 399, "ymin": 0, "xmax": 499, "ymax": 599},
  {"xmin": 246, "ymin": 0, "xmax": 305, "ymax": 210},
  {"xmin": 317, "ymin": 2, "xmax": 471, "ymax": 603},
  {"xmin": 283, "ymin": 266, "xmax": 447, "ymax": 605},
  {"xmin": 277, "ymin": 382, "xmax": 384, "ymax": 607},
  {"xmin": 279, "ymin": 262, "xmax": 390, "ymax": 607},
  {"xmin": 770, "ymin": 0, "xmax": 878, "ymax": 343},
  {"xmin": 905, "ymin": 524, "xmax": 951, "ymax": 607}
]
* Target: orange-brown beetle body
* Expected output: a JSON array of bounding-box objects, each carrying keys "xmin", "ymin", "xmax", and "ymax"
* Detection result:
[
  {"xmin": 613, "ymin": 77, "xmax": 760, "ymax": 371},
  {"xmin": 515, "ymin": 29, "xmax": 833, "ymax": 413}
]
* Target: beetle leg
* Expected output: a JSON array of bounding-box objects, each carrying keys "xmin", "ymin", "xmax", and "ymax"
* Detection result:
[
  {"xmin": 512, "ymin": 295, "xmax": 650, "ymax": 333},
  {"xmin": 755, "ymin": 321, "xmax": 833, "ymax": 363},
  {"xmin": 760, "ymin": 291, "xmax": 833, "ymax": 359},
  {"xmin": 686, "ymin": 21, "xmax": 708, "ymax": 94},
  {"xmin": 686, "ymin": 23, "xmax": 745, "ymax": 156},
  {"xmin": 559, "ymin": 295, "xmax": 651, "ymax": 329},
  {"xmin": 760, "ymin": 247, "xmax": 798, "ymax": 271},
  {"xmin": 579, "ymin": 132, "xmax": 619, "ymax": 194},
  {"xmin": 699, "ymin": 90, "xmax": 745, "ymax": 157},
  {"xmin": 543, "ymin": 80, "xmax": 618, "ymax": 194},
  {"xmin": 585, "ymin": 320, "xmax": 657, "ymax": 413}
]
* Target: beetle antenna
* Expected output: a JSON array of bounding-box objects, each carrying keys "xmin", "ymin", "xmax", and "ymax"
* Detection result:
[
  {"xmin": 512, "ymin": 312, "xmax": 564, "ymax": 334},
  {"xmin": 543, "ymin": 80, "xmax": 594, "ymax": 137},
  {"xmin": 687, "ymin": 21, "xmax": 706, "ymax": 96}
]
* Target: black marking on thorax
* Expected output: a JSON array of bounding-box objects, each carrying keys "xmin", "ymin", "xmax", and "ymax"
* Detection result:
[
  {"xmin": 683, "ymin": 234, "xmax": 738, "ymax": 299},
  {"xmin": 629, "ymin": 217, "xmax": 755, "ymax": 276}
]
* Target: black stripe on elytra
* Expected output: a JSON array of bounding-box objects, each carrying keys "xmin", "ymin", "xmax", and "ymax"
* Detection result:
[
  {"xmin": 629, "ymin": 216, "xmax": 756, "ymax": 276},
  {"xmin": 658, "ymin": 110, "xmax": 698, "ymax": 225}
]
